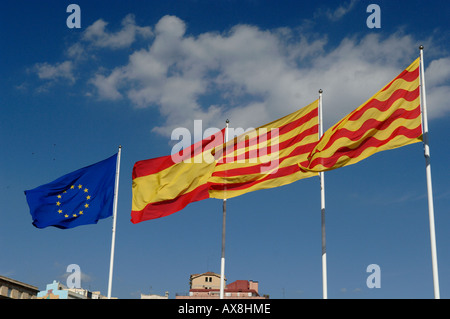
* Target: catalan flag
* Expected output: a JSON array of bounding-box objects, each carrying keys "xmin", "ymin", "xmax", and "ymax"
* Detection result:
[
  {"xmin": 300, "ymin": 57, "xmax": 422, "ymax": 172},
  {"xmin": 24, "ymin": 153, "xmax": 118, "ymax": 229},
  {"xmin": 131, "ymin": 129, "xmax": 225, "ymax": 223},
  {"xmin": 209, "ymin": 100, "xmax": 319, "ymax": 199}
]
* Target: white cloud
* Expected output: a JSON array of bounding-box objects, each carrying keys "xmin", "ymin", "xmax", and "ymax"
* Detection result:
[
  {"xmin": 90, "ymin": 70, "xmax": 124, "ymax": 100},
  {"xmin": 83, "ymin": 14, "xmax": 152, "ymax": 49},
  {"xmin": 31, "ymin": 14, "xmax": 450, "ymax": 135},
  {"xmin": 320, "ymin": 0, "xmax": 358, "ymax": 21},
  {"xmin": 33, "ymin": 61, "xmax": 75, "ymax": 83}
]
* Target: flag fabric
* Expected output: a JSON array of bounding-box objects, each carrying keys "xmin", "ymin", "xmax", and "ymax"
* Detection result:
[
  {"xmin": 131, "ymin": 129, "xmax": 225, "ymax": 223},
  {"xmin": 25, "ymin": 154, "xmax": 117, "ymax": 229},
  {"xmin": 208, "ymin": 100, "xmax": 319, "ymax": 199},
  {"xmin": 300, "ymin": 57, "xmax": 422, "ymax": 172}
]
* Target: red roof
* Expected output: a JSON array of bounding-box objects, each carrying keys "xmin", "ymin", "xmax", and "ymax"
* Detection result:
[{"xmin": 189, "ymin": 280, "xmax": 259, "ymax": 296}]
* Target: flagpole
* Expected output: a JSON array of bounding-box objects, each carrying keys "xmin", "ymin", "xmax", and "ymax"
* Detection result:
[
  {"xmin": 107, "ymin": 145, "xmax": 121, "ymax": 299},
  {"xmin": 220, "ymin": 120, "xmax": 229, "ymax": 299},
  {"xmin": 419, "ymin": 46, "xmax": 440, "ymax": 299},
  {"xmin": 318, "ymin": 89, "xmax": 328, "ymax": 299}
]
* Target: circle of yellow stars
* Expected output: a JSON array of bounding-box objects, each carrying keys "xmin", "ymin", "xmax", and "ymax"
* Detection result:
[{"xmin": 56, "ymin": 184, "xmax": 91, "ymax": 219}]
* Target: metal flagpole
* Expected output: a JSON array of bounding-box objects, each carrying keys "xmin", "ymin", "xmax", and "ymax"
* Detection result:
[
  {"xmin": 318, "ymin": 89, "xmax": 327, "ymax": 299},
  {"xmin": 220, "ymin": 120, "xmax": 229, "ymax": 299},
  {"xmin": 107, "ymin": 145, "xmax": 121, "ymax": 299},
  {"xmin": 419, "ymin": 45, "xmax": 440, "ymax": 299}
]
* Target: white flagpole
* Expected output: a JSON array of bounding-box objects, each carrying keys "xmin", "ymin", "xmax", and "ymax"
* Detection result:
[
  {"xmin": 318, "ymin": 89, "xmax": 327, "ymax": 299},
  {"xmin": 419, "ymin": 46, "xmax": 440, "ymax": 299},
  {"xmin": 220, "ymin": 120, "xmax": 229, "ymax": 299},
  {"xmin": 107, "ymin": 145, "xmax": 121, "ymax": 299}
]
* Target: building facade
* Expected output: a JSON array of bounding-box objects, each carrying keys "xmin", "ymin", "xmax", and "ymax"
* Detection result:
[
  {"xmin": 141, "ymin": 291, "xmax": 169, "ymax": 299},
  {"xmin": 176, "ymin": 272, "xmax": 268, "ymax": 299},
  {"xmin": 37, "ymin": 280, "xmax": 109, "ymax": 299},
  {"xmin": 0, "ymin": 275, "xmax": 39, "ymax": 299}
]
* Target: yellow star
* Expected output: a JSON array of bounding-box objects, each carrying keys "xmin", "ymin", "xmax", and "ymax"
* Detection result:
[
  {"xmin": 79, "ymin": 210, "xmax": 83, "ymax": 215},
  {"xmin": 71, "ymin": 185, "xmax": 75, "ymax": 189},
  {"xmin": 56, "ymin": 201, "xmax": 61, "ymax": 206},
  {"xmin": 84, "ymin": 188, "xmax": 88, "ymax": 193},
  {"xmin": 57, "ymin": 195, "xmax": 62, "ymax": 199},
  {"xmin": 58, "ymin": 209, "xmax": 63, "ymax": 214},
  {"xmin": 84, "ymin": 203, "xmax": 89, "ymax": 208},
  {"xmin": 86, "ymin": 195, "xmax": 91, "ymax": 200},
  {"xmin": 64, "ymin": 214, "xmax": 69, "ymax": 218},
  {"xmin": 73, "ymin": 214, "xmax": 77, "ymax": 218},
  {"xmin": 78, "ymin": 184, "xmax": 82, "ymax": 189}
]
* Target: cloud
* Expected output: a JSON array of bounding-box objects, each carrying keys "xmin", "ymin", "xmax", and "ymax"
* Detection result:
[
  {"xmin": 319, "ymin": 0, "xmax": 358, "ymax": 21},
  {"xmin": 91, "ymin": 16, "xmax": 450, "ymax": 136},
  {"xmin": 59, "ymin": 269, "xmax": 93, "ymax": 285},
  {"xmin": 83, "ymin": 14, "xmax": 152, "ymax": 49},
  {"xmin": 30, "ymin": 14, "xmax": 450, "ymax": 136},
  {"xmin": 33, "ymin": 61, "xmax": 75, "ymax": 83}
]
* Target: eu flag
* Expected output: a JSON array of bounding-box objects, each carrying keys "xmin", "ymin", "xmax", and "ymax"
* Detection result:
[{"xmin": 25, "ymin": 154, "xmax": 118, "ymax": 229}]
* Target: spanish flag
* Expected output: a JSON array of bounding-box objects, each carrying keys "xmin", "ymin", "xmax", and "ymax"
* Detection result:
[
  {"xmin": 209, "ymin": 100, "xmax": 319, "ymax": 199},
  {"xmin": 300, "ymin": 57, "xmax": 422, "ymax": 172},
  {"xmin": 131, "ymin": 129, "xmax": 225, "ymax": 223}
]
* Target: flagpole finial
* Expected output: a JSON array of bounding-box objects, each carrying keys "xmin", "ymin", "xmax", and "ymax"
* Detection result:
[
  {"xmin": 419, "ymin": 45, "xmax": 424, "ymax": 50},
  {"xmin": 226, "ymin": 119, "xmax": 229, "ymax": 124},
  {"xmin": 319, "ymin": 89, "xmax": 323, "ymax": 94}
]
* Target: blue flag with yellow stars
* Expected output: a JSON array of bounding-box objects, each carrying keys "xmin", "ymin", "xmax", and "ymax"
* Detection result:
[{"xmin": 25, "ymin": 153, "xmax": 117, "ymax": 229}]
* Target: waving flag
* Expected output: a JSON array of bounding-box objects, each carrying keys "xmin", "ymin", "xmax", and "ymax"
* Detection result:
[
  {"xmin": 300, "ymin": 57, "xmax": 422, "ymax": 172},
  {"xmin": 25, "ymin": 154, "xmax": 118, "ymax": 229},
  {"xmin": 131, "ymin": 129, "xmax": 225, "ymax": 223},
  {"xmin": 209, "ymin": 100, "xmax": 319, "ymax": 199}
]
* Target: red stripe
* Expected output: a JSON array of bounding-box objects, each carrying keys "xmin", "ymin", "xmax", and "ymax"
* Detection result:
[
  {"xmin": 132, "ymin": 128, "xmax": 225, "ymax": 179},
  {"xmin": 331, "ymin": 87, "xmax": 419, "ymax": 131},
  {"xmin": 132, "ymin": 154, "xmax": 173, "ymax": 180},
  {"xmin": 213, "ymin": 142, "xmax": 317, "ymax": 177},
  {"xmin": 320, "ymin": 105, "xmax": 421, "ymax": 152},
  {"xmin": 308, "ymin": 125, "xmax": 422, "ymax": 169},
  {"xmin": 217, "ymin": 108, "xmax": 318, "ymax": 159},
  {"xmin": 209, "ymin": 164, "xmax": 302, "ymax": 192},
  {"xmin": 381, "ymin": 64, "xmax": 419, "ymax": 92},
  {"xmin": 130, "ymin": 183, "xmax": 211, "ymax": 223},
  {"xmin": 218, "ymin": 124, "xmax": 318, "ymax": 164}
]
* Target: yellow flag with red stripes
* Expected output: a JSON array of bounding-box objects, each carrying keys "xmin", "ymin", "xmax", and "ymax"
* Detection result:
[
  {"xmin": 209, "ymin": 100, "xmax": 319, "ymax": 199},
  {"xmin": 300, "ymin": 57, "xmax": 422, "ymax": 172}
]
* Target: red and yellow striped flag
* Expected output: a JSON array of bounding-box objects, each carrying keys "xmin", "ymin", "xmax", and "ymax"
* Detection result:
[
  {"xmin": 131, "ymin": 129, "xmax": 225, "ymax": 223},
  {"xmin": 209, "ymin": 100, "xmax": 319, "ymax": 199},
  {"xmin": 300, "ymin": 57, "xmax": 422, "ymax": 172}
]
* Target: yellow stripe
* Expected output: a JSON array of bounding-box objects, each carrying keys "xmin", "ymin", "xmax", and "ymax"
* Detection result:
[
  {"xmin": 329, "ymin": 96, "xmax": 420, "ymax": 135},
  {"xmin": 213, "ymin": 131, "xmax": 317, "ymax": 175},
  {"xmin": 216, "ymin": 103, "xmax": 318, "ymax": 170},
  {"xmin": 209, "ymin": 100, "xmax": 319, "ymax": 199},
  {"xmin": 311, "ymin": 116, "xmax": 422, "ymax": 160},
  {"xmin": 132, "ymin": 160, "xmax": 215, "ymax": 211},
  {"xmin": 209, "ymin": 169, "xmax": 317, "ymax": 199},
  {"xmin": 329, "ymin": 58, "xmax": 419, "ymax": 132},
  {"xmin": 219, "ymin": 115, "xmax": 318, "ymax": 164},
  {"xmin": 309, "ymin": 133, "xmax": 422, "ymax": 172}
]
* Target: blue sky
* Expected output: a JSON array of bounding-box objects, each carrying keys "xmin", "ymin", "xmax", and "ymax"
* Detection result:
[{"xmin": 1, "ymin": 0, "xmax": 450, "ymax": 299}]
